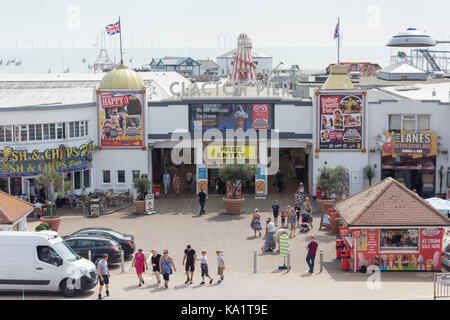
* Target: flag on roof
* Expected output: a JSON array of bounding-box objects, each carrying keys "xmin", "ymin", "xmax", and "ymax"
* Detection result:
[
  {"xmin": 106, "ymin": 21, "xmax": 120, "ymax": 36},
  {"xmin": 333, "ymin": 19, "xmax": 340, "ymax": 39}
]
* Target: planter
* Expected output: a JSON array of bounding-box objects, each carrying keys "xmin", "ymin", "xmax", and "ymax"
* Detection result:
[
  {"xmin": 40, "ymin": 216, "xmax": 62, "ymax": 232},
  {"xmin": 133, "ymin": 200, "xmax": 146, "ymax": 215},
  {"xmin": 223, "ymin": 198, "xmax": 245, "ymax": 214},
  {"xmin": 316, "ymin": 198, "xmax": 335, "ymax": 216},
  {"xmin": 330, "ymin": 217, "xmax": 342, "ymax": 233}
]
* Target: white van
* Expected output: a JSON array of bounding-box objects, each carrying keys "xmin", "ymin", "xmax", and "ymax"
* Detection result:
[{"xmin": 0, "ymin": 231, "xmax": 98, "ymax": 297}]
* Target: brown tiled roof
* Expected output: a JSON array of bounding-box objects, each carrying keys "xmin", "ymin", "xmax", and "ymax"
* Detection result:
[
  {"xmin": 0, "ymin": 191, "xmax": 34, "ymax": 224},
  {"xmin": 335, "ymin": 177, "xmax": 450, "ymax": 227}
]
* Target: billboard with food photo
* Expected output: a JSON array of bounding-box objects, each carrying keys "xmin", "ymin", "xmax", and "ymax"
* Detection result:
[
  {"xmin": 97, "ymin": 90, "xmax": 145, "ymax": 148},
  {"xmin": 317, "ymin": 91, "xmax": 365, "ymax": 151}
]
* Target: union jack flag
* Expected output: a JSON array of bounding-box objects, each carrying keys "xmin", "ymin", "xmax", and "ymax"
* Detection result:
[
  {"xmin": 106, "ymin": 21, "xmax": 120, "ymax": 35},
  {"xmin": 333, "ymin": 19, "xmax": 339, "ymax": 39}
]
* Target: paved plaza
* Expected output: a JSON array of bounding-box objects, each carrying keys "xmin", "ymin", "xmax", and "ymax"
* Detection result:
[{"xmin": 1, "ymin": 197, "xmax": 446, "ymax": 300}]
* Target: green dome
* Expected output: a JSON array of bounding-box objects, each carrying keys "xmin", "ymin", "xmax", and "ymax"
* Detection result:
[{"xmin": 99, "ymin": 64, "xmax": 145, "ymax": 89}]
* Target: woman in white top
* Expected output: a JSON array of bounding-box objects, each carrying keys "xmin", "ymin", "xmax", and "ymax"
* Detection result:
[{"xmin": 262, "ymin": 218, "xmax": 276, "ymax": 252}]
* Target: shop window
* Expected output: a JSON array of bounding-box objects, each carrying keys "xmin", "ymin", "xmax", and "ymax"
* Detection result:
[
  {"xmin": 0, "ymin": 126, "xmax": 5, "ymax": 142},
  {"xmin": 50, "ymin": 123, "xmax": 56, "ymax": 139},
  {"xmin": 118, "ymin": 170, "xmax": 126, "ymax": 183},
  {"xmin": 28, "ymin": 124, "xmax": 35, "ymax": 141},
  {"xmin": 103, "ymin": 170, "xmax": 111, "ymax": 184},
  {"xmin": 380, "ymin": 229, "xmax": 419, "ymax": 251},
  {"xmin": 57, "ymin": 123, "xmax": 64, "ymax": 139},
  {"xmin": 74, "ymin": 171, "xmax": 81, "ymax": 190},
  {"xmin": 43, "ymin": 124, "xmax": 50, "ymax": 140},
  {"xmin": 69, "ymin": 122, "xmax": 75, "ymax": 138},
  {"xmin": 74, "ymin": 122, "xmax": 80, "ymax": 137},
  {"xmin": 83, "ymin": 170, "xmax": 90, "ymax": 188},
  {"xmin": 5, "ymin": 126, "xmax": 12, "ymax": 142},
  {"xmin": 35, "ymin": 124, "xmax": 42, "ymax": 140},
  {"xmin": 84, "ymin": 121, "xmax": 88, "ymax": 136}
]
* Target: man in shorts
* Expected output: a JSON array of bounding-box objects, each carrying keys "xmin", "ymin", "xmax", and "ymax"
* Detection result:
[
  {"xmin": 182, "ymin": 244, "xmax": 197, "ymax": 284},
  {"xmin": 216, "ymin": 250, "xmax": 225, "ymax": 284},
  {"xmin": 97, "ymin": 254, "xmax": 111, "ymax": 299}
]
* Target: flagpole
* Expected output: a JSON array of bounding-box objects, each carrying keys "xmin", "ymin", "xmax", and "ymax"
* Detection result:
[
  {"xmin": 119, "ymin": 16, "xmax": 123, "ymax": 65},
  {"xmin": 337, "ymin": 17, "xmax": 340, "ymax": 65}
]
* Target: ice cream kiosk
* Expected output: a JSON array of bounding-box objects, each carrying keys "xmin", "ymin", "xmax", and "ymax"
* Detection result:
[{"xmin": 334, "ymin": 177, "xmax": 450, "ymax": 272}]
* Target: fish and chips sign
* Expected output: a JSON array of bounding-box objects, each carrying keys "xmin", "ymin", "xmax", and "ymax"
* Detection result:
[{"xmin": 0, "ymin": 142, "xmax": 95, "ymax": 177}]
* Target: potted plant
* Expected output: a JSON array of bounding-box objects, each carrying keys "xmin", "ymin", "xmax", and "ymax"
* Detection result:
[
  {"xmin": 363, "ymin": 164, "xmax": 377, "ymax": 187},
  {"xmin": 37, "ymin": 170, "xmax": 63, "ymax": 232},
  {"xmin": 436, "ymin": 166, "xmax": 446, "ymax": 199},
  {"xmin": 316, "ymin": 165, "xmax": 335, "ymax": 215},
  {"xmin": 35, "ymin": 222, "xmax": 51, "ymax": 232},
  {"xmin": 218, "ymin": 164, "xmax": 257, "ymax": 214},
  {"xmin": 331, "ymin": 165, "xmax": 349, "ymax": 200},
  {"xmin": 133, "ymin": 177, "xmax": 150, "ymax": 214}
]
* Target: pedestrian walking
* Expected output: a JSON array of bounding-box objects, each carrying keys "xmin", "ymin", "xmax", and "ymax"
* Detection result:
[
  {"xmin": 262, "ymin": 218, "xmax": 276, "ymax": 252},
  {"xmin": 197, "ymin": 189, "xmax": 207, "ymax": 215},
  {"xmin": 289, "ymin": 207, "xmax": 297, "ymax": 238},
  {"xmin": 183, "ymin": 244, "xmax": 197, "ymax": 284},
  {"xmin": 295, "ymin": 187, "xmax": 304, "ymax": 224},
  {"xmin": 216, "ymin": 250, "xmax": 225, "ymax": 283},
  {"xmin": 173, "ymin": 173, "xmax": 181, "ymax": 195},
  {"xmin": 250, "ymin": 209, "xmax": 262, "ymax": 237},
  {"xmin": 272, "ymin": 200, "xmax": 280, "ymax": 226},
  {"xmin": 131, "ymin": 249, "xmax": 148, "ymax": 287},
  {"xmin": 97, "ymin": 254, "xmax": 111, "ymax": 299},
  {"xmin": 305, "ymin": 235, "xmax": 319, "ymax": 274},
  {"xmin": 281, "ymin": 206, "xmax": 289, "ymax": 228},
  {"xmin": 303, "ymin": 197, "xmax": 313, "ymax": 227},
  {"xmin": 163, "ymin": 170, "xmax": 171, "ymax": 194},
  {"xmin": 159, "ymin": 250, "xmax": 176, "ymax": 289},
  {"xmin": 198, "ymin": 250, "xmax": 213, "ymax": 285},
  {"xmin": 150, "ymin": 250, "xmax": 162, "ymax": 286}
]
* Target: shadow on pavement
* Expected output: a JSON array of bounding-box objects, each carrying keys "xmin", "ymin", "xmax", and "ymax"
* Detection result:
[{"xmin": 206, "ymin": 213, "xmax": 246, "ymax": 222}]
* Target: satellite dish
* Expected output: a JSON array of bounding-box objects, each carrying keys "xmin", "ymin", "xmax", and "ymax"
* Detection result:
[{"xmin": 386, "ymin": 28, "xmax": 436, "ymax": 47}]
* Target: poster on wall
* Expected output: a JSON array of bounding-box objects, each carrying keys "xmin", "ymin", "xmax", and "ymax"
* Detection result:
[
  {"xmin": 197, "ymin": 165, "xmax": 208, "ymax": 194},
  {"xmin": 380, "ymin": 130, "xmax": 437, "ymax": 157},
  {"xmin": 189, "ymin": 103, "xmax": 273, "ymax": 131},
  {"xmin": 255, "ymin": 166, "xmax": 266, "ymax": 198},
  {"xmin": 97, "ymin": 90, "xmax": 145, "ymax": 148},
  {"xmin": 317, "ymin": 91, "xmax": 365, "ymax": 151}
]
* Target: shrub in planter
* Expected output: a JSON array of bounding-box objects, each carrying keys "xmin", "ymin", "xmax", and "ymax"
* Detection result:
[
  {"xmin": 133, "ymin": 178, "xmax": 150, "ymax": 214},
  {"xmin": 218, "ymin": 164, "xmax": 257, "ymax": 214},
  {"xmin": 35, "ymin": 223, "xmax": 51, "ymax": 232}
]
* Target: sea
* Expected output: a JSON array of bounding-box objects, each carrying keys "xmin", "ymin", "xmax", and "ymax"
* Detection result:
[{"xmin": 0, "ymin": 46, "xmax": 394, "ymax": 74}]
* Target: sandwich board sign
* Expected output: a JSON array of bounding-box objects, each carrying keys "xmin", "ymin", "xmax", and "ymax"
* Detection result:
[{"xmin": 145, "ymin": 194, "xmax": 155, "ymax": 215}]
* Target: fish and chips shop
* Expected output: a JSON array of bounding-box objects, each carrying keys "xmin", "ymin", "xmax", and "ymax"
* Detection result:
[{"xmin": 335, "ymin": 177, "xmax": 450, "ymax": 272}]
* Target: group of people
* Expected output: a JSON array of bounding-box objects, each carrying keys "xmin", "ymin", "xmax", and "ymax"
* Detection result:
[
  {"xmin": 162, "ymin": 169, "xmax": 194, "ymax": 195},
  {"xmin": 97, "ymin": 246, "xmax": 226, "ymax": 299}
]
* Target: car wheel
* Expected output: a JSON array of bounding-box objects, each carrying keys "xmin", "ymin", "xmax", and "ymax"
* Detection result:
[{"xmin": 60, "ymin": 278, "xmax": 78, "ymax": 297}]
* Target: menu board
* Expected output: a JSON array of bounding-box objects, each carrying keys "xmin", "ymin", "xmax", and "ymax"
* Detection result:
[{"xmin": 317, "ymin": 91, "xmax": 365, "ymax": 151}]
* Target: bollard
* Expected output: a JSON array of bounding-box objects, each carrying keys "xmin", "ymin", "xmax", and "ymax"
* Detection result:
[
  {"xmin": 88, "ymin": 250, "xmax": 92, "ymax": 262},
  {"xmin": 320, "ymin": 249, "xmax": 323, "ymax": 273},
  {"xmin": 120, "ymin": 249, "xmax": 125, "ymax": 274},
  {"xmin": 253, "ymin": 250, "xmax": 257, "ymax": 274},
  {"xmin": 287, "ymin": 249, "xmax": 291, "ymax": 273}
]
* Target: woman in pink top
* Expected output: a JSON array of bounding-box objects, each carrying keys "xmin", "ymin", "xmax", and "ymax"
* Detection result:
[{"xmin": 132, "ymin": 249, "xmax": 148, "ymax": 287}]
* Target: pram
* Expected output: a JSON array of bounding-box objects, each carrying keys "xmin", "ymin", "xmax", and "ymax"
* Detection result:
[{"xmin": 299, "ymin": 212, "xmax": 313, "ymax": 232}]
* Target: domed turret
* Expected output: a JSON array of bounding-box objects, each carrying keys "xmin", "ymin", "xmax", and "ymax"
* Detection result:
[
  {"xmin": 386, "ymin": 28, "xmax": 436, "ymax": 47},
  {"xmin": 99, "ymin": 64, "xmax": 145, "ymax": 89}
]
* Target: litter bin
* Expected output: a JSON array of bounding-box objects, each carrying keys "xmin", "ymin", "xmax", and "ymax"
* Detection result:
[
  {"xmin": 340, "ymin": 249, "xmax": 351, "ymax": 271},
  {"xmin": 335, "ymin": 239, "xmax": 345, "ymax": 259},
  {"xmin": 154, "ymin": 185, "xmax": 160, "ymax": 198}
]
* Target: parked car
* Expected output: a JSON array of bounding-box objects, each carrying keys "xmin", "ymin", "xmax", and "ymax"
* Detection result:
[
  {"xmin": 0, "ymin": 231, "xmax": 98, "ymax": 297},
  {"xmin": 64, "ymin": 235, "xmax": 121, "ymax": 265},
  {"xmin": 66, "ymin": 228, "xmax": 136, "ymax": 256},
  {"xmin": 443, "ymin": 243, "xmax": 450, "ymax": 271}
]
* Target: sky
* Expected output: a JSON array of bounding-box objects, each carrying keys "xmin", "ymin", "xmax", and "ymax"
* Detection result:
[{"xmin": 1, "ymin": 0, "xmax": 449, "ymax": 49}]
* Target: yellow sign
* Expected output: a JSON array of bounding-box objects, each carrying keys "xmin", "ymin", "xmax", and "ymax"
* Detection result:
[
  {"xmin": 206, "ymin": 145, "xmax": 257, "ymax": 160},
  {"xmin": 381, "ymin": 130, "xmax": 437, "ymax": 158}
]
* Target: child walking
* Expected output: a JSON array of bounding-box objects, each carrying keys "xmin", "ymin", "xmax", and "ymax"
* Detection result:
[
  {"xmin": 272, "ymin": 200, "xmax": 280, "ymax": 226},
  {"xmin": 198, "ymin": 250, "xmax": 213, "ymax": 285},
  {"xmin": 216, "ymin": 250, "xmax": 225, "ymax": 284}
]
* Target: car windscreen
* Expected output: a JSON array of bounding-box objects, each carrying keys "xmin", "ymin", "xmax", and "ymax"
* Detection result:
[{"xmin": 54, "ymin": 240, "xmax": 79, "ymax": 262}]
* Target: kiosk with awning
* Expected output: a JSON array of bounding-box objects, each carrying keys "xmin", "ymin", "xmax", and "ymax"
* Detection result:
[{"xmin": 335, "ymin": 177, "xmax": 450, "ymax": 272}]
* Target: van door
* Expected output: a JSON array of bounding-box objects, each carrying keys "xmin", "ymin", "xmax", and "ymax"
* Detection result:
[
  {"xmin": 34, "ymin": 245, "xmax": 63, "ymax": 291},
  {"xmin": 0, "ymin": 244, "xmax": 35, "ymax": 290}
]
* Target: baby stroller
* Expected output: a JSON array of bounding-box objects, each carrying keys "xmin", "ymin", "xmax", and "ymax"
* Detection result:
[{"xmin": 299, "ymin": 212, "xmax": 313, "ymax": 232}]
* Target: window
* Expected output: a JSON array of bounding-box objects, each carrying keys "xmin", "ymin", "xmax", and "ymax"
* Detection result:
[
  {"xmin": 37, "ymin": 246, "xmax": 62, "ymax": 266},
  {"xmin": 118, "ymin": 170, "xmax": 125, "ymax": 183},
  {"xmin": 57, "ymin": 123, "xmax": 64, "ymax": 139},
  {"xmin": 74, "ymin": 171, "xmax": 81, "ymax": 190},
  {"xmin": 84, "ymin": 121, "xmax": 88, "ymax": 135},
  {"xmin": 388, "ymin": 115, "xmax": 430, "ymax": 132},
  {"xmin": 28, "ymin": 124, "xmax": 35, "ymax": 141},
  {"xmin": 74, "ymin": 122, "xmax": 80, "ymax": 137},
  {"xmin": 83, "ymin": 170, "xmax": 90, "ymax": 188},
  {"xmin": 43, "ymin": 124, "xmax": 50, "ymax": 140},
  {"xmin": 380, "ymin": 229, "xmax": 419, "ymax": 251},
  {"xmin": 35, "ymin": 124, "xmax": 42, "ymax": 140},
  {"xmin": 103, "ymin": 170, "xmax": 111, "ymax": 184},
  {"xmin": 69, "ymin": 122, "xmax": 75, "ymax": 138}
]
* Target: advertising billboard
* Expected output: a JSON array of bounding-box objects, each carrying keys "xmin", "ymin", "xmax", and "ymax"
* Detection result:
[
  {"xmin": 189, "ymin": 103, "xmax": 273, "ymax": 131},
  {"xmin": 317, "ymin": 91, "xmax": 365, "ymax": 151},
  {"xmin": 97, "ymin": 90, "xmax": 145, "ymax": 148}
]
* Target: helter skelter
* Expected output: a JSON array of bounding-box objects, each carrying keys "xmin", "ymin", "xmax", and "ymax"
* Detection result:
[{"xmin": 230, "ymin": 33, "xmax": 257, "ymax": 85}]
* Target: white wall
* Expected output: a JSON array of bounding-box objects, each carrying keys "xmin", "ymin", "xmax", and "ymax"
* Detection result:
[
  {"xmin": 148, "ymin": 105, "xmax": 189, "ymax": 134},
  {"xmin": 275, "ymin": 104, "xmax": 312, "ymax": 134},
  {"xmin": 366, "ymin": 99, "xmax": 449, "ymax": 191}
]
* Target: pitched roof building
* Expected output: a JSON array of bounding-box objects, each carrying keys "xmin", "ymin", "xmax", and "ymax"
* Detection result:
[
  {"xmin": 335, "ymin": 177, "xmax": 450, "ymax": 227},
  {"xmin": 0, "ymin": 191, "xmax": 33, "ymax": 231}
]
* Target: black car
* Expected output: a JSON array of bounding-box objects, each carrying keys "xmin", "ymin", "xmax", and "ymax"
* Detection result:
[
  {"xmin": 67, "ymin": 228, "xmax": 136, "ymax": 256},
  {"xmin": 64, "ymin": 236, "xmax": 121, "ymax": 265}
]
